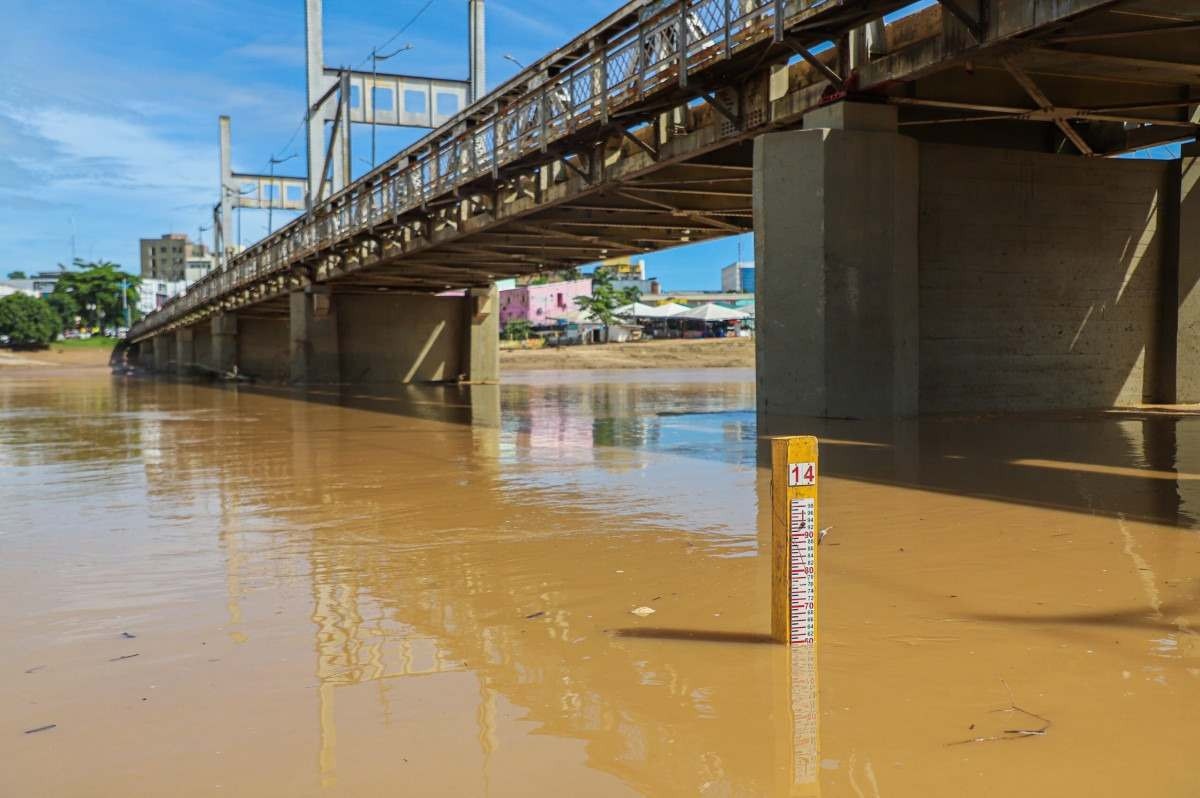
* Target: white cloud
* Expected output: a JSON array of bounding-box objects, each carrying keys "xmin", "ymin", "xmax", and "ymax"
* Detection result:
[{"xmin": 5, "ymin": 106, "xmax": 213, "ymax": 198}]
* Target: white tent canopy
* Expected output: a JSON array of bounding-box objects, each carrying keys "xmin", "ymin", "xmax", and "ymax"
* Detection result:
[
  {"xmin": 639, "ymin": 302, "xmax": 691, "ymax": 319},
  {"xmin": 613, "ymin": 302, "xmax": 658, "ymax": 317},
  {"xmin": 677, "ymin": 303, "xmax": 750, "ymax": 322}
]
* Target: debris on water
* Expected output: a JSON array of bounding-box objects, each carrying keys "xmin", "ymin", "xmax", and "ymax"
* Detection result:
[
  {"xmin": 24, "ymin": 725, "xmax": 56, "ymax": 735},
  {"xmin": 630, "ymin": 606, "xmax": 656, "ymax": 618},
  {"xmin": 949, "ymin": 680, "xmax": 1051, "ymax": 745},
  {"xmin": 109, "ymin": 654, "xmax": 140, "ymax": 662},
  {"xmin": 524, "ymin": 611, "xmax": 545, "ymax": 620},
  {"xmin": 818, "ymin": 527, "xmax": 833, "ymax": 545},
  {"xmin": 24, "ymin": 665, "xmax": 45, "ymax": 674},
  {"xmin": 121, "ymin": 632, "xmax": 137, "ymax": 639}
]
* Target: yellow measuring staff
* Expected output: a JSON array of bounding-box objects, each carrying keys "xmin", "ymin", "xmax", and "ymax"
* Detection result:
[
  {"xmin": 772, "ymin": 436, "xmax": 821, "ymax": 796},
  {"xmin": 771, "ymin": 436, "xmax": 819, "ymax": 646}
]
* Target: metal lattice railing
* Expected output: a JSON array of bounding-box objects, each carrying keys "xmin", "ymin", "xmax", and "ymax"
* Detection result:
[{"xmin": 133, "ymin": 0, "xmax": 835, "ymax": 339}]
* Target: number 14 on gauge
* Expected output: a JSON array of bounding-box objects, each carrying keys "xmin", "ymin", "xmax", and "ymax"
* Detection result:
[{"xmin": 788, "ymin": 462, "xmax": 816, "ymax": 487}]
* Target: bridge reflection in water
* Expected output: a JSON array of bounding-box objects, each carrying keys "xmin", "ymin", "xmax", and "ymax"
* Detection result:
[{"xmin": 2, "ymin": 372, "xmax": 1200, "ymax": 796}]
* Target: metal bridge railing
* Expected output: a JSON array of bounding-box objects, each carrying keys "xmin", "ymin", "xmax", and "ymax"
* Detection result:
[{"xmin": 133, "ymin": 0, "xmax": 833, "ymax": 339}]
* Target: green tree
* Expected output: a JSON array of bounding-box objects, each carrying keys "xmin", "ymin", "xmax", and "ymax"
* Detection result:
[
  {"xmin": 0, "ymin": 294, "xmax": 60, "ymax": 347},
  {"xmin": 619, "ymin": 284, "xmax": 641, "ymax": 305},
  {"xmin": 503, "ymin": 319, "xmax": 533, "ymax": 342},
  {"xmin": 51, "ymin": 259, "xmax": 141, "ymax": 331},
  {"xmin": 575, "ymin": 266, "xmax": 621, "ymax": 342},
  {"xmin": 7, "ymin": 270, "xmax": 27, "ymax": 280},
  {"xmin": 45, "ymin": 291, "xmax": 79, "ymax": 331}
]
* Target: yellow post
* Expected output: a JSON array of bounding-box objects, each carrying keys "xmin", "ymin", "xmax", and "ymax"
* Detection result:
[
  {"xmin": 771, "ymin": 436, "xmax": 819, "ymax": 645},
  {"xmin": 771, "ymin": 436, "xmax": 820, "ymax": 796}
]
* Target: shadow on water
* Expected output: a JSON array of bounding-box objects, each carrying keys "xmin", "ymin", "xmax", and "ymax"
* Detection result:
[{"xmin": 609, "ymin": 628, "xmax": 777, "ymax": 645}]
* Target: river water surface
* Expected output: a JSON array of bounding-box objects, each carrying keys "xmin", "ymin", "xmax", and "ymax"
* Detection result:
[{"xmin": 1, "ymin": 369, "xmax": 1198, "ymax": 796}]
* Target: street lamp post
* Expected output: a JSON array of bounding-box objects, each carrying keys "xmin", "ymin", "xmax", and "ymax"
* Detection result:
[
  {"xmin": 267, "ymin": 153, "xmax": 297, "ymax": 234},
  {"xmin": 370, "ymin": 43, "xmax": 413, "ymax": 169}
]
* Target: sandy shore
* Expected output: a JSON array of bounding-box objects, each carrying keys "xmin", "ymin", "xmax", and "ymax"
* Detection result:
[
  {"xmin": 2, "ymin": 338, "xmax": 755, "ymax": 375},
  {"xmin": 0, "ymin": 345, "xmax": 114, "ymax": 371},
  {"xmin": 499, "ymin": 337, "xmax": 754, "ymax": 370}
]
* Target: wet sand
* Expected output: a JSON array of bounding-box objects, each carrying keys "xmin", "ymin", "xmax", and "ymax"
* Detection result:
[
  {"xmin": 1, "ymin": 370, "xmax": 1197, "ymax": 796},
  {"xmin": 500, "ymin": 337, "xmax": 754, "ymax": 370}
]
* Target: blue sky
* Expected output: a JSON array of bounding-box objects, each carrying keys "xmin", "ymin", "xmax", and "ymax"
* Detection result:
[
  {"xmin": 1, "ymin": 0, "xmax": 1183, "ymax": 290},
  {"xmin": 0, "ymin": 0, "xmax": 752, "ymax": 289}
]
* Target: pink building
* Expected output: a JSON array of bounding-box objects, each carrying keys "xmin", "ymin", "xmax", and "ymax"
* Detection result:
[{"xmin": 499, "ymin": 278, "xmax": 593, "ymax": 327}]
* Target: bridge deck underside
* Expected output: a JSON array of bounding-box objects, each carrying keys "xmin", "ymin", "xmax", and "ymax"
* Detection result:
[{"xmin": 132, "ymin": 0, "xmax": 1200, "ymax": 341}]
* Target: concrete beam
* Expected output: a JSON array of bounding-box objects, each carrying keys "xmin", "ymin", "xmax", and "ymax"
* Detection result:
[{"xmin": 755, "ymin": 102, "xmax": 919, "ymax": 421}]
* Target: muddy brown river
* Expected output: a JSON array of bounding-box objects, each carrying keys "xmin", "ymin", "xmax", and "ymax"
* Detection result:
[{"xmin": 1, "ymin": 369, "xmax": 1197, "ymax": 796}]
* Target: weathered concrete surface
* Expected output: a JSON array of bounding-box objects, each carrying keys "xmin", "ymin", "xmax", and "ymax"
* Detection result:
[
  {"xmin": 211, "ymin": 314, "xmax": 238, "ymax": 375},
  {"xmin": 290, "ymin": 287, "xmax": 340, "ymax": 384},
  {"xmin": 919, "ymin": 144, "xmax": 1177, "ymax": 412},
  {"xmin": 175, "ymin": 327, "xmax": 194, "ymax": 376},
  {"xmin": 755, "ymin": 103, "xmax": 919, "ymax": 420},
  {"xmin": 465, "ymin": 286, "xmax": 500, "ymax": 383},
  {"xmin": 153, "ymin": 335, "xmax": 171, "ymax": 373},
  {"xmin": 337, "ymin": 294, "xmax": 467, "ymax": 384},
  {"xmin": 193, "ymin": 327, "xmax": 213, "ymax": 372},
  {"xmin": 237, "ymin": 317, "xmax": 289, "ymax": 382},
  {"xmin": 1178, "ymin": 144, "xmax": 1200, "ymax": 402},
  {"xmin": 756, "ymin": 101, "xmax": 1189, "ymax": 418}
]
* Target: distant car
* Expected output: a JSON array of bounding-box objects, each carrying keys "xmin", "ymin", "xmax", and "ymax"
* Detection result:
[
  {"xmin": 0, "ymin": 334, "xmax": 9, "ymax": 345},
  {"xmin": 63, "ymin": 330, "xmax": 80, "ymax": 340}
]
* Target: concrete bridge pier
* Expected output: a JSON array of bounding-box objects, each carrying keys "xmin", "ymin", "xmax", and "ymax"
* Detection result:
[
  {"xmin": 756, "ymin": 102, "xmax": 1200, "ymax": 421},
  {"xmin": 755, "ymin": 102, "xmax": 918, "ymax": 421},
  {"xmin": 464, "ymin": 286, "xmax": 500, "ymax": 384},
  {"xmin": 290, "ymin": 286, "xmax": 340, "ymax": 384},
  {"xmin": 211, "ymin": 314, "xmax": 238, "ymax": 376},
  {"xmin": 175, "ymin": 327, "xmax": 194, "ymax": 376},
  {"xmin": 286, "ymin": 285, "xmax": 499, "ymax": 385},
  {"xmin": 152, "ymin": 334, "xmax": 171, "ymax": 373}
]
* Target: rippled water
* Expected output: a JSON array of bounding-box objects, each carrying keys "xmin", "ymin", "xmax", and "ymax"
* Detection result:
[{"xmin": 1, "ymin": 370, "xmax": 1198, "ymax": 796}]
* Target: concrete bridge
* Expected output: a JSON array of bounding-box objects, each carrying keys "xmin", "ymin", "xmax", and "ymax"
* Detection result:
[{"xmin": 127, "ymin": 0, "xmax": 1200, "ymax": 418}]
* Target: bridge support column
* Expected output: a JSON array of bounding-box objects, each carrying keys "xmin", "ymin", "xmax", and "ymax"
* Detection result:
[
  {"xmin": 152, "ymin": 335, "xmax": 171, "ymax": 373},
  {"xmin": 211, "ymin": 314, "xmax": 238, "ymax": 376},
  {"xmin": 754, "ymin": 102, "xmax": 918, "ymax": 421},
  {"xmin": 465, "ymin": 285, "xmax": 499, "ymax": 383},
  {"xmin": 1177, "ymin": 143, "xmax": 1200, "ymax": 402},
  {"xmin": 175, "ymin": 327, "xmax": 194, "ymax": 376},
  {"xmin": 290, "ymin": 286, "xmax": 340, "ymax": 384}
]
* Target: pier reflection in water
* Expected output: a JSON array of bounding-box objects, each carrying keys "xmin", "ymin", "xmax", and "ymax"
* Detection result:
[{"xmin": 0, "ymin": 370, "xmax": 1198, "ymax": 797}]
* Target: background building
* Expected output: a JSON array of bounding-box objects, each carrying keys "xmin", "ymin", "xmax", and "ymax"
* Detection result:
[
  {"xmin": 185, "ymin": 253, "xmax": 216, "ymax": 285},
  {"xmin": 140, "ymin": 234, "xmax": 206, "ymax": 281},
  {"xmin": 499, "ymin": 278, "xmax": 593, "ymax": 327},
  {"xmin": 0, "ymin": 281, "xmax": 38, "ymax": 299},
  {"xmin": 137, "ymin": 279, "xmax": 186, "ymax": 317},
  {"xmin": 720, "ymin": 261, "xmax": 755, "ymax": 293}
]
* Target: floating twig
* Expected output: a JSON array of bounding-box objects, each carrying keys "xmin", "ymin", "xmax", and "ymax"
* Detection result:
[
  {"xmin": 949, "ymin": 680, "xmax": 1051, "ymax": 745},
  {"xmin": 24, "ymin": 725, "xmax": 56, "ymax": 735},
  {"xmin": 108, "ymin": 654, "xmax": 140, "ymax": 662}
]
